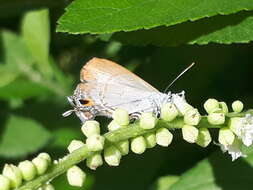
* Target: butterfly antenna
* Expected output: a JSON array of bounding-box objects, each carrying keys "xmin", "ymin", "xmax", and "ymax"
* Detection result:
[{"xmin": 164, "ymin": 62, "xmax": 195, "ymax": 93}]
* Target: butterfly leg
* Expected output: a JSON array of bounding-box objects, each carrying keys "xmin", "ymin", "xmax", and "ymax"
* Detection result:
[
  {"xmin": 154, "ymin": 107, "xmax": 161, "ymax": 118},
  {"xmin": 151, "ymin": 99, "xmax": 161, "ymax": 118}
]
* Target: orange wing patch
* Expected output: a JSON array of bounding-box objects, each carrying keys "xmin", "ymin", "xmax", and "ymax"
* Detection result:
[
  {"xmin": 79, "ymin": 57, "xmax": 159, "ymax": 97},
  {"xmin": 79, "ymin": 98, "xmax": 94, "ymax": 106},
  {"xmin": 80, "ymin": 57, "xmax": 134, "ymax": 82}
]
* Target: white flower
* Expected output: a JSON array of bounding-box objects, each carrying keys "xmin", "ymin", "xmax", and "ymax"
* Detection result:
[
  {"xmin": 240, "ymin": 114, "xmax": 253, "ymax": 146},
  {"xmin": 171, "ymin": 91, "xmax": 193, "ymax": 115},
  {"xmin": 230, "ymin": 114, "xmax": 253, "ymax": 147},
  {"xmin": 216, "ymin": 139, "xmax": 246, "ymax": 161},
  {"xmin": 171, "ymin": 91, "xmax": 185, "ymax": 111}
]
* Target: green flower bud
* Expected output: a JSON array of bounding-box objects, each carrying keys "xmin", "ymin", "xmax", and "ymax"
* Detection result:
[
  {"xmin": 81, "ymin": 120, "xmax": 100, "ymax": 137},
  {"xmin": 67, "ymin": 166, "xmax": 86, "ymax": 187},
  {"xmin": 156, "ymin": 128, "xmax": 173, "ymax": 147},
  {"xmin": 108, "ymin": 120, "xmax": 123, "ymax": 131},
  {"xmin": 219, "ymin": 127, "xmax": 235, "ymax": 146},
  {"xmin": 0, "ymin": 175, "xmax": 10, "ymax": 190},
  {"xmin": 219, "ymin": 102, "xmax": 228, "ymax": 114},
  {"xmin": 229, "ymin": 117, "xmax": 243, "ymax": 136},
  {"xmin": 144, "ymin": 133, "xmax": 156, "ymax": 148},
  {"xmin": 196, "ymin": 128, "xmax": 211, "ymax": 147},
  {"xmin": 68, "ymin": 140, "xmax": 85, "ymax": 153},
  {"xmin": 160, "ymin": 103, "xmax": 179, "ymax": 121},
  {"xmin": 42, "ymin": 184, "xmax": 55, "ymax": 190},
  {"xmin": 104, "ymin": 146, "xmax": 121, "ymax": 166},
  {"xmin": 116, "ymin": 140, "xmax": 129, "ymax": 155},
  {"xmin": 32, "ymin": 157, "xmax": 49, "ymax": 175},
  {"xmin": 86, "ymin": 134, "xmax": 105, "ymax": 151},
  {"xmin": 178, "ymin": 103, "xmax": 194, "ymax": 116},
  {"xmin": 2, "ymin": 164, "xmax": 22, "ymax": 188},
  {"xmin": 131, "ymin": 136, "xmax": 146, "ymax": 154},
  {"xmin": 204, "ymin": 98, "xmax": 219, "ymax": 114},
  {"xmin": 18, "ymin": 160, "xmax": 37, "ymax": 181},
  {"xmin": 86, "ymin": 153, "xmax": 103, "ymax": 170},
  {"xmin": 140, "ymin": 112, "xmax": 157, "ymax": 129},
  {"xmin": 112, "ymin": 108, "xmax": 130, "ymax": 126},
  {"xmin": 182, "ymin": 125, "xmax": 199, "ymax": 143},
  {"xmin": 232, "ymin": 100, "xmax": 244, "ymax": 113},
  {"xmin": 207, "ymin": 112, "xmax": 225, "ymax": 125},
  {"xmin": 38, "ymin": 153, "xmax": 51, "ymax": 164},
  {"xmin": 184, "ymin": 108, "xmax": 201, "ymax": 126}
]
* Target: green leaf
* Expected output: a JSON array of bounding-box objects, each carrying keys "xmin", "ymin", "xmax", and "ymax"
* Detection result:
[
  {"xmin": 0, "ymin": 65, "xmax": 19, "ymax": 87},
  {"xmin": 21, "ymin": 9, "xmax": 52, "ymax": 75},
  {"xmin": 112, "ymin": 11, "xmax": 253, "ymax": 46},
  {"xmin": 49, "ymin": 57, "xmax": 73, "ymax": 93},
  {"xmin": 57, "ymin": 0, "xmax": 253, "ymax": 34},
  {"xmin": 0, "ymin": 79, "xmax": 51, "ymax": 100},
  {"xmin": 158, "ymin": 150, "xmax": 253, "ymax": 190},
  {"xmin": 50, "ymin": 128, "xmax": 83, "ymax": 148},
  {"xmin": 1, "ymin": 30, "xmax": 34, "ymax": 67},
  {"xmin": 151, "ymin": 176, "xmax": 180, "ymax": 190},
  {"xmin": 0, "ymin": 115, "xmax": 51, "ymax": 158}
]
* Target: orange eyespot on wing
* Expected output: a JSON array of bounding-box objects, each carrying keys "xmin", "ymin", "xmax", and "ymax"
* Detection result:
[{"xmin": 79, "ymin": 99, "xmax": 94, "ymax": 106}]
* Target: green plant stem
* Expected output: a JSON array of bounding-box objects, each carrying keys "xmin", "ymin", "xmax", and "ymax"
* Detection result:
[{"xmin": 17, "ymin": 109, "xmax": 253, "ymax": 190}]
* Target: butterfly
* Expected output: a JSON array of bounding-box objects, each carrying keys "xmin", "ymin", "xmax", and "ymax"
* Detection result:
[{"xmin": 63, "ymin": 58, "xmax": 191, "ymax": 123}]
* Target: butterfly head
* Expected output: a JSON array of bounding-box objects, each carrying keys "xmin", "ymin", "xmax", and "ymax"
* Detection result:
[{"xmin": 62, "ymin": 84, "xmax": 98, "ymax": 123}]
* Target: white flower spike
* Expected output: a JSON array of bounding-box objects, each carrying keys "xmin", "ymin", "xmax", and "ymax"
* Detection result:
[
  {"xmin": 217, "ymin": 138, "xmax": 246, "ymax": 161},
  {"xmin": 86, "ymin": 134, "xmax": 105, "ymax": 151},
  {"xmin": 67, "ymin": 166, "xmax": 86, "ymax": 187},
  {"xmin": 18, "ymin": 160, "xmax": 37, "ymax": 181},
  {"xmin": 86, "ymin": 153, "xmax": 103, "ymax": 170},
  {"xmin": 144, "ymin": 133, "xmax": 156, "ymax": 148},
  {"xmin": 81, "ymin": 120, "xmax": 100, "ymax": 137},
  {"xmin": 230, "ymin": 114, "xmax": 253, "ymax": 147},
  {"xmin": 0, "ymin": 175, "xmax": 10, "ymax": 190},
  {"xmin": 160, "ymin": 103, "xmax": 178, "ymax": 121},
  {"xmin": 140, "ymin": 112, "xmax": 157, "ymax": 129},
  {"xmin": 38, "ymin": 153, "xmax": 51, "ymax": 164},
  {"xmin": 2, "ymin": 164, "xmax": 22, "ymax": 188},
  {"xmin": 240, "ymin": 114, "xmax": 253, "ymax": 147},
  {"xmin": 232, "ymin": 100, "xmax": 244, "ymax": 113},
  {"xmin": 67, "ymin": 140, "xmax": 85, "ymax": 153},
  {"xmin": 104, "ymin": 146, "xmax": 121, "ymax": 166},
  {"xmin": 32, "ymin": 157, "xmax": 49, "ymax": 175},
  {"xmin": 131, "ymin": 136, "xmax": 146, "ymax": 154},
  {"xmin": 172, "ymin": 92, "xmax": 193, "ymax": 115},
  {"xmin": 116, "ymin": 140, "xmax": 129, "ymax": 155},
  {"xmin": 204, "ymin": 99, "xmax": 219, "ymax": 114},
  {"xmin": 112, "ymin": 108, "xmax": 130, "ymax": 126}
]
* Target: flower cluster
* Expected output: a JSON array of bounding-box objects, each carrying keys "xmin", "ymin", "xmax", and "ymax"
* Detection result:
[
  {"xmin": 65, "ymin": 109, "xmax": 174, "ymax": 187},
  {"xmin": 64, "ymin": 95, "xmax": 253, "ymax": 188},
  {"xmin": 0, "ymin": 153, "xmax": 52, "ymax": 190},
  {"xmin": 204, "ymin": 99, "xmax": 252, "ymax": 161},
  {"xmin": 172, "ymin": 93, "xmax": 211, "ymax": 147},
  {"xmin": 3, "ymin": 94, "xmax": 253, "ymax": 190}
]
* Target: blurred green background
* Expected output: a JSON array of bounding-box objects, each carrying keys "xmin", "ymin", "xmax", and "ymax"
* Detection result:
[{"xmin": 1, "ymin": 1, "xmax": 253, "ymax": 190}]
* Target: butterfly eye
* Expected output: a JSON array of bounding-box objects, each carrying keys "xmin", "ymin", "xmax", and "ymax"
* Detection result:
[{"xmin": 79, "ymin": 99, "xmax": 90, "ymax": 105}]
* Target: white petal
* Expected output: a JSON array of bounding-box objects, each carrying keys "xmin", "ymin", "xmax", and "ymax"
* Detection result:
[
  {"xmin": 240, "ymin": 114, "xmax": 253, "ymax": 146},
  {"xmin": 217, "ymin": 139, "xmax": 246, "ymax": 161},
  {"xmin": 242, "ymin": 135, "xmax": 253, "ymax": 147},
  {"xmin": 230, "ymin": 150, "xmax": 244, "ymax": 161}
]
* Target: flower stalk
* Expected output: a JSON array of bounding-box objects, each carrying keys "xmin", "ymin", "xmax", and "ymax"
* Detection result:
[{"xmin": 15, "ymin": 108, "xmax": 253, "ymax": 190}]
